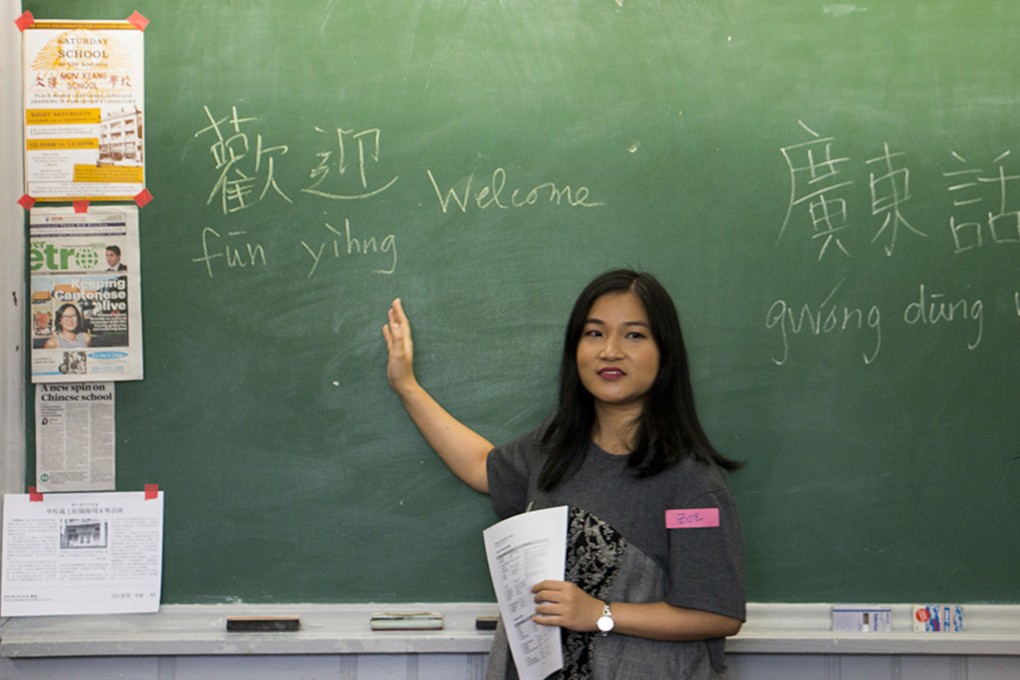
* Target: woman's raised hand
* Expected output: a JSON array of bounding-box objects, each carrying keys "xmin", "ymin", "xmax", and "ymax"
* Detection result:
[
  {"xmin": 380, "ymin": 297, "xmax": 493, "ymax": 493},
  {"xmin": 382, "ymin": 298, "xmax": 417, "ymax": 394}
]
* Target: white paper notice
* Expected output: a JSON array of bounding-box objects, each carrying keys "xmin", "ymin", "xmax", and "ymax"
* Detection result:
[
  {"xmin": 483, "ymin": 505, "xmax": 568, "ymax": 680},
  {"xmin": 1, "ymin": 490, "xmax": 164, "ymax": 616},
  {"xmin": 35, "ymin": 382, "xmax": 115, "ymax": 492}
]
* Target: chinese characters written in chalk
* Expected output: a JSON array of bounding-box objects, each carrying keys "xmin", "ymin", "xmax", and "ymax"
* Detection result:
[
  {"xmin": 768, "ymin": 120, "xmax": 1019, "ymax": 366},
  {"xmin": 779, "ymin": 120, "xmax": 1020, "ymax": 260},
  {"xmin": 944, "ymin": 150, "xmax": 1020, "ymax": 253},
  {"xmin": 303, "ymin": 126, "xmax": 399, "ymax": 200},
  {"xmin": 779, "ymin": 120, "xmax": 924, "ymax": 258},
  {"xmin": 195, "ymin": 105, "xmax": 293, "ymax": 214},
  {"xmin": 189, "ymin": 105, "xmax": 604, "ymax": 280},
  {"xmin": 194, "ymin": 106, "xmax": 401, "ymax": 214},
  {"xmin": 191, "ymin": 105, "xmax": 402, "ymax": 278}
]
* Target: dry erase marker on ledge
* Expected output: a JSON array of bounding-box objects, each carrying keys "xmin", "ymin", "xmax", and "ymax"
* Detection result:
[
  {"xmin": 370, "ymin": 611, "xmax": 444, "ymax": 631},
  {"xmin": 226, "ymin": 615, "xmax": 301, "ymax": 632}
]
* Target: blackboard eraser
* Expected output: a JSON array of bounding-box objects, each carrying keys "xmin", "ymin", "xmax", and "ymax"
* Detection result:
[
  {"xmin": 226, "ymin": 615, "xmax": 301, "ymax": 632},
  {"xmin": 370, "ymin": 611, "xmax": 444, "ymax": 630},
  {"xmin": 475, "ymin": 615, "xmax": 499, "ymax": 630}
]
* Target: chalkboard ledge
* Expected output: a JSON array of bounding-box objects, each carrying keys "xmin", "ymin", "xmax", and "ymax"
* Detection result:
[
  {"xmin": 0, "ymin": 603, "xmax": 499, "ymax": 658},
  {"xmin": 734, "ymin": 603, "xmax": 1020, "ymax": 656},
  {"xmin": 1, "ymin": 603, "xmax": 1019, "ymax": 659}
]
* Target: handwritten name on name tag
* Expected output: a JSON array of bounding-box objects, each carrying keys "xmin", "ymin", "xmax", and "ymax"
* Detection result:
[{"xmin": 665, "ymin": 508, "xmax": 720, "ymax": 529}]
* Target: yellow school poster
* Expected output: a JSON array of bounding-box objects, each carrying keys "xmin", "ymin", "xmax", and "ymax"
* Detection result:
[{"xmin": 22, "ymin": 18, "xmax": 146, "ymax": 202}]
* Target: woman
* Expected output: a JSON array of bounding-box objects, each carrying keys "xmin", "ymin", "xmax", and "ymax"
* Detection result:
[
  {"xmin": 44, "ymin": 303, "xmax": 91, "ymax": 349},
  {"xmin": 383, "ymin": 269, "xmax": 745, "ymax": 679}
]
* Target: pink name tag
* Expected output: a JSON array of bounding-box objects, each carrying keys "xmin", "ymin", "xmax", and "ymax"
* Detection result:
[{"xmin": 665, "ymin": 508, "xmax": 720, "ymax": 529}]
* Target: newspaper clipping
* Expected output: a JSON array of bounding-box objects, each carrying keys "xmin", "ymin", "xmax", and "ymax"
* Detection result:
[
  {"xmin": 30, "ymin": 206, "xmax": 143, "ymax": 383},
  {"xmin": 35, "ymin": 383, "xmax": 115, "ymax": 493},
  {"xmin": 1, "ymin": 490, "xmax": 164, "ymax": 616},
  {"xmin": 23, "ymin": 19, "xmax": 146, "ymax": 201}
]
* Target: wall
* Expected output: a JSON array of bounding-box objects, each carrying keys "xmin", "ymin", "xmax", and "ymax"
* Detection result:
[{"xmin": 2, "ymin": 0, "xmax": 25, "ymax": 499}]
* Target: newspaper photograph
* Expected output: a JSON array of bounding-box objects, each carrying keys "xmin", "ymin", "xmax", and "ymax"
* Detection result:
[
  {"xmin": 1, "ymin": 490, "xmax": 164, "ymax": 616},
  {"xmin": 30, "ymin": 206, "xmax": 143, "ymax": 383},
  {"xmin": 23, "ymin": 19, "xmax": 146, "ymax": 201}
]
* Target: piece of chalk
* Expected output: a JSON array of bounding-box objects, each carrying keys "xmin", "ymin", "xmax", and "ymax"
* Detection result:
[
  {"xmin": 226, "ymin": 615, "xmax": 301, "ymax": 632},
  {"xmin": 475, "ymin": 615, "xmax": 499, "ymax": 630}
]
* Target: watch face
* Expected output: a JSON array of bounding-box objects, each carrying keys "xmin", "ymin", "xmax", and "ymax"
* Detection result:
[{"xmin": 597, "ymin": 615, "xmax": 613, "ymax": 633}]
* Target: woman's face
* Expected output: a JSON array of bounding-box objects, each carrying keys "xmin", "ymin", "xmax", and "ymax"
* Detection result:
[
  {"xmin": 575, "ymin": 291, "xmax": 660, "ymax": 413},
  {"xmin": 59, "ymin": 308, "xmax": 80, "ymax": 333}
]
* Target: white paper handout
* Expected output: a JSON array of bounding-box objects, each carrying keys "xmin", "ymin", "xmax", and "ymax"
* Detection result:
[
  {"xmin": 483, "ymin": 505, "xmax": 568, "ymax": 680},
  {"xmin": 1, "ymin": 490, "xmax": 164, "ymax": 616}
]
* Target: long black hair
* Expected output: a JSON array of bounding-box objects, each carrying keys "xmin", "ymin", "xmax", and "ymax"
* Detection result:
[{"xmin": 538, "ymin": 269, "xmax": 742, "ymax": 490}]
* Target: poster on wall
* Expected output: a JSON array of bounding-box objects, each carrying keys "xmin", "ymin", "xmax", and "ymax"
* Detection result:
[
  {"xmin": 22, "ymin": 18, "xmax": 145, "ymax": 202},
  {"xmin": 29, "ymin": 206, "xmax": 143, "ymax": 383}
]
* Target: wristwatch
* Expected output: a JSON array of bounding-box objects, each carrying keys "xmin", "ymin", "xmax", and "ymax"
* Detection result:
[{"xmin": 596, "ymin": 602, "xmax": 614, "ymax": 636}]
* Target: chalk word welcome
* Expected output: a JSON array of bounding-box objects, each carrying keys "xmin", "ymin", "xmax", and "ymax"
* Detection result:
[{"xmin": 426, "ymin": 167, "xmax": 605, "ymax": 214}]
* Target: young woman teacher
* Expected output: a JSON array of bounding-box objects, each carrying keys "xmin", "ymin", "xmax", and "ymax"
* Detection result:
[{"xmin": 383, "ymin": 269, "xmax": 745, "ymax": 680}]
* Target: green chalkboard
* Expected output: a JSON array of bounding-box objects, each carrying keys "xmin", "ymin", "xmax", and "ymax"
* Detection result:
[{"xmin": 24, "ymin": 0, "xmax": 1020, "ymax": 605}]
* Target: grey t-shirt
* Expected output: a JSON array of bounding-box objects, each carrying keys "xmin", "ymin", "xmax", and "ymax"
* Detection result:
[{"xmin": 485, "ymin": 423, "xmax": 746, "ymax": 680}]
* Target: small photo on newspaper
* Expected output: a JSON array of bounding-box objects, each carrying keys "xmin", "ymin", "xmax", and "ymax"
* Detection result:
[{"xmin": 29, "ymin": 206, "xmax": 143, "ymax": 383}]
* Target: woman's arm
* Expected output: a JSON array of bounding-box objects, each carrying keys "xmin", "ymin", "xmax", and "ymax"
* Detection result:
[
  {"xmin": 530, "ymin": 580, "xmax": 742, "ymax": 641},
  {"xmin": 382, "ymin": 298, "xmax": 493, "ymax": 494}
]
